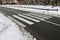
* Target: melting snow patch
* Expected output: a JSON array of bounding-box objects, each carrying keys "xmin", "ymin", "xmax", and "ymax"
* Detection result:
[{"xmin": 0, "ymin": 12, "xmax": 36, "ymax": 40}]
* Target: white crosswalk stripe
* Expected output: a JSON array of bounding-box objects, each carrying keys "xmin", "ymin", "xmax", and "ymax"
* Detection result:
[
  {"xmin": 24, "ymin": 13, "xmax": 48, "ymax": 19},
  {"xmin": 22, "ymin": 14, "xmax": 60, "ymax": 26},
  {"xmin": 31, "ymin": 13, "xmax": 52, "ymax": 17},
  {"xmin": 18, "ymin": 14, "xmax": 40, "ymax": 22},
  {"xmin": 36, "ymin": 14, "xmax": 52, "ymax": 18},
  {"xmin": 27, "ymin": 13, "xmax": 51, "ymax": 19},
  {"xmin": 8, "ymin": 14, "xmax": 60, "ymax": 27},
  {"xmin": 8, "ymin": 16, "xmax": 26, "ymax": 27},
  {"xmin": 12, "ymin": 15, "xmax": 34, "ymax": 25},
  {"xmin": 22, "ymin": 13, "xmax": 45, "ymax": 21},
  {"xmin": 38, "ymin": 15, "xmax": 52, "ymax": 18},
  {"xmin": 28, "ymin": 13, "xmax": 52, "ymax": 18}
]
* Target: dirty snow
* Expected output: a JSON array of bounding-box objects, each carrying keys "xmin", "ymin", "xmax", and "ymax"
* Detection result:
[
  {"xmin": 1, "ymin": 5, "xmax": 60, "ymax": 17},
  {"xmin": 0, "ymin": 12, "xmax": 36, "ymax": 40}
]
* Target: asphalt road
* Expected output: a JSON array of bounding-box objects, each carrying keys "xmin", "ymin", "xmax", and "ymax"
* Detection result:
[{"xmin": 0, "ymin": 6, "xmax": 60, "ymax": 40}]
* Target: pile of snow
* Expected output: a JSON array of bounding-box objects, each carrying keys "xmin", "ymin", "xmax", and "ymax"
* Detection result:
[
  {"xmin": 10, "ymin": 5, "xmax": 57, "ymax": 10},
  {"xmin": 1, "ymin": 5, "xmax": 60, "ymax": 17},
  {"xmin": 0, "ymin": 12, "xmax": 36, "ymax": 40}
]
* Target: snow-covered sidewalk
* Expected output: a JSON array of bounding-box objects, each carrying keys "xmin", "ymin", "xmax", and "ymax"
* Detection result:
[
  {"xmin": 11, "ymin": 5, "xmax": 58, "ymax": 11},
  {"xmin": 0, "ymin": 5, "xmax": 60, "ymax": 17},
  {"xmin": 0, "ymin": 12, "xmax": 36, "ymax": 40}
]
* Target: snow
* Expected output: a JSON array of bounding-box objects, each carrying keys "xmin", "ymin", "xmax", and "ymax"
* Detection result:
[
  {"xmin": 0, "ymin": 12, "xmax": 35, "ymax": 40},
  {"xmin": 0, "ymin": 5, "xmax": 60, "ymax": 17},
  {"xmin": 0, "ymin": 5, "xmax": 60, "ymax": 40},
  {"xmin": 0, "ymin": 5, "xmax": 45, "ymax": 14}
]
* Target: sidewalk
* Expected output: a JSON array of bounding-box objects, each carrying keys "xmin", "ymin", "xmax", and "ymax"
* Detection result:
[
  {"xmin": 11, "ymin": 5, "xmax": 59, "ymax": 11},
  {"xmin": 1, "ymin": 5, "xmax": 60, "ymax": 17}
]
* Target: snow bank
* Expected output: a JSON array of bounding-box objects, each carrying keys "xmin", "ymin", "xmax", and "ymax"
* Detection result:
[
  {"xmin": 11, "ymin": 5, "xmax": 57, "ymax": 10},
  {"xmin": 0, "ymin": 5, "xmax": 60, "ymax": 17},
  {"xmin": 0, "ymin": 12, "xmax": 36, "ymax": 40}
]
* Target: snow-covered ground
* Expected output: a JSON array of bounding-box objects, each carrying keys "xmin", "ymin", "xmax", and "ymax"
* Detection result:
[
  {"xmin": 1, "ymin": 5, "xmax": 59, "ymax": 10},
  {"xmin": 0, "ymin": 12, "xmax": 36, "ymax": 40},
  {"xmin": 0, "ymin": 5, "xmax": 60, "ymax": 17}
]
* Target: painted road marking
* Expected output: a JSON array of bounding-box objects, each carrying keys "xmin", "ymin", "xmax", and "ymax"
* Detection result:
[
  {"xmin": 23, "ymin": 13, "xmax": 60, "ymax": 26},
  {"xmin": 27, "ymin": 13, "xmax": 50, "ymax": 19},
  {"xmin": 8, "ymin": 16, "xmax": 26, "ymax": 27},
  {"xmin": 18, "ymin": 14, "xmax": 40, "ymax": 22},
  {"xmin": 12, "ymin": 15, "xmax": 34, "ymax": 25}
]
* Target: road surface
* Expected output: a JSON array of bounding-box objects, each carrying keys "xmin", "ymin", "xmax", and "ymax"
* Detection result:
[{"xmin": 0, "ymin": 6, "xmax": 60, "ymax": 40}]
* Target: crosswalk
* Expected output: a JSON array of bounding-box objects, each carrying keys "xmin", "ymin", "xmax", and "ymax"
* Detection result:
[
  {"xmin": 1, "ymin": 6, "xmax": 60, "ymax": 40},
  {"xmin": 18, "ymin": 14, "xmax": 40, "ymax": 22},
  {"xmin": 13, "ymin": 15, "xmax": 34, "ymax": 25},
  {"xmin": 26, "ymin": 13, "xmax": 52, "ymax": 19},
  {"xmin": 8, "ymin": 13, "xmax": 60, "ymax": 27},
  {"xmin": 8, "ymin": 16, "xmax": 26, "ymax": 27}
]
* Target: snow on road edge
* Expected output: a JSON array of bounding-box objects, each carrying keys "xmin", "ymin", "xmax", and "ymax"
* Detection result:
[
  {"xmin": 1, "ymin": 5, "xmax": 60, "ymax": 17},
  {"xmin": 0, "ymin": 12, "xmax": 36, "ymax": 40}
]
